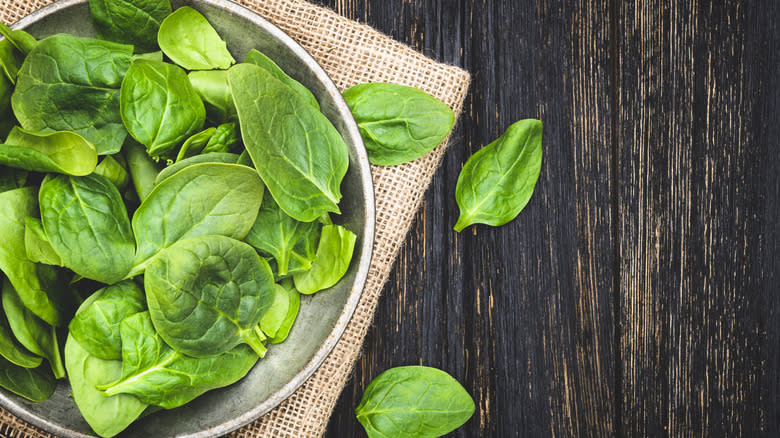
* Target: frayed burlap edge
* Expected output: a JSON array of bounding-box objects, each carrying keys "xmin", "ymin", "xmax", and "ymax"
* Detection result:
[{"xmin": 0, "ymin": 0, "xmax": 471, "ymax": 436}]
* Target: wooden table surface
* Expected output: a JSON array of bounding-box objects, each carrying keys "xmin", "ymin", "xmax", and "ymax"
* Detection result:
[{"xmin": 314, "ymin": 1, "xmax": 779, "ymax": 437}]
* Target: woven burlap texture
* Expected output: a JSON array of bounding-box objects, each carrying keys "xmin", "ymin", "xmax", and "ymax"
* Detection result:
[{"xmin": 0, "ymin": 0, "xmax": 470, "ymax": 436}]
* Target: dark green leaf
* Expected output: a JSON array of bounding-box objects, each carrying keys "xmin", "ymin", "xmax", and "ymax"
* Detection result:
[
  {"xmin": 201, "ymin": 122, "xmax": 240, "ymax": 154},
  {"xmin": 0, "ymin": 127, "xmax": 98, "ymax": 176},
  {"xmin": 0, "ymin": 166, "xmax": 27, "ymax": 193},
  {"xmin": 158, "ymin": 7, "xmax": 235, "ymax": 70},
  {"xmin": 88, "ymin": 0, "xmax": 172, "ymax": 52},
  {"xmin": 0, "ymin": 356, "xmax": 55, "ymax": 402},
  {"xmin": 0, "ymin": 38, "xmax": 24, "ymax": 84},
  {"xmin": 0, "ymin": 23, "xmax": 36, "ymax": 54},
  {"xmin": 175, "ymin": 127, "xmax": 215, "ymax": 162},
  {"xmin": 0, "ymin": 295, "xmax": 42, "ymax": 368}
]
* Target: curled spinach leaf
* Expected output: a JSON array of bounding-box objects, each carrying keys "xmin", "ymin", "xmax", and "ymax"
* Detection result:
[
  {"xmin": 145, "ymin": 235, "xmax": 275, "ymax": 358},
  {"xmin": 0, "ymin": 297, "xmax": 42, "ymax": 368},
  {"xmin": 11, "ymin": 34, "xmax": 132, "ymax": 154},
  {"xmin": 293, "ymin": 224, "xmax": 356, "ymax": 294},
  {"xmin": 124, "ymin": 139, "xmax": 160, "ymax": 202},
  {"xmin": 64, "ymin": 334, "xmax": 147, "ymax": 438},
  {"xmin": 0, "ymin": 23, "xmax": 36, "ymax": 54},
  {"xmin": 99, "ymin": 311, "xmax": 259, "ymax": 409},
  {"xmin": 201, "ymin": 122, "xmax": 240, "ymax": 154},
  {"xmin": 0, "ymin": 356, "xmax": 55, "ymax": 402},
  {"xmin": 132, "ymin": 163, "xmax": 263, "ymax": 271},
  {"xmin": 260, "ymin": 281, "xmax": 300, "ymax": 344},
  {"xmin": 120, "ymin": 60, "xmax": 205, "ymax": 158},
  {"xmin": 158, "ymin": 7, "xmax": 235, "ymax": 70},
  {"xmin": 0, "ymin": 127, "xmax": 98, "ymax": 176},
  {"xmin": 343, "ymin": 83, "xmax": 455, "ymax": 166},
  {"xmin": 68, "ymin": 280, "xmax": 146, "ymax": 360},
  {"xmin": 454, "ymin": 119, "xmax": 543, "ymax": 232},
  {"xmin": 175, "ymin": 127, "xmax": 216, "ymax": 162},
  {"xmin": 355, "ymin": 366, "xmax": 475, "ymax": 438},
  {"xmin": 24, "ymin": 217, "xmax": 63, "ymax": 267},
  {"xmin": 39, "ymin": 174, "xmax": 135, "ymax": 284},
  {"xmin": 94, "ymin": 155, "xmax": 130, "ymax": 190},
  {"xmin": 88, "ymin": 0, "xmax": 172, "ymax": 52},
  {"xmin": 0, "ymin": 38, "xmax": 24, "ymax": 84},
  {"xmin": 154, "ymin": 151, "xmax": 240, "ymax": 184},
  {"xmin": 2, "ymin": 279, "xmax": 65, "ymax": 378},
  {"xmin": 188, "ymin": 70, "xmax": 236, "ymax": 122},
  {"xmin": 229, "ymin": 63, "xmax": 348, "ymax": 222},
  {"xmin": 244, "ymin": 49, "xmax": 319, "ymax": 109}
]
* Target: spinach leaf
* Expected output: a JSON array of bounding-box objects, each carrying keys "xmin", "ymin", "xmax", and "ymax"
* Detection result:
[
  {"xmin": 454, "ymin": 119, "xmax": 543, "ymax": 232},
  {"xmin": 0, "ymin": 187, "xmax": 70, "ymax": 326},
  {"xmin": 124, "ymin": 139, "xmax": 159, "ymax": 202},
  {"xmin": 0, "ymin": 167, "xmax": 26, "ymax": 193},
  {"xmin": 68, "ymin": 280, "xmax": 145, "ymax": 360},
  {"xmin": 99, "ymin": 311, "xmax": 259, "ymax": 409},
  {"xmin": 0, "ymin": 356, "xmax": 55, "ymax": 402},
  {"xmin": 24, "ymin": 217, "xmax": 63, "ymax": 267},
  {"xmin": 229, "ymin": 63, "xmax": 348, "ymax": 222},
  {"xmin": 343, "ymin": 83, "xmax": 455, "ymax": 166},
  {"xmin": 132, "ymin": 51, "xmax": 163, "ymax": 62},
  {"xmin": 158, "ymin": 7, "xmax": 235, "ymax": 70},
  {"xmin": 0, "ymin": 23, "xmax": 36, "ymax": 54},
  {"xmin": 120, "ymin": 59, "xmax": 205, "ymax": 158},
  {"xmin": 11, "ymin": 34, "xmax": 132, "ymax": 154},
  {"xmin": 0, "ymin": 298, "xmax": 42, "ymax": 368},
  {"xmin": 94, "ymin": 155, "xmax": 129, "ymax": 190},
  {"xmin": 145, "ymin": 235, "xmax": 275, "ymax": 358},
  {"xmin": 293, "ymin": 225, "xmax": 356, "ymax": 294},
  {"xmin": 0, "ymin": 38, "xmax": 24, "ymax": 83},
  {"xmin": 260, "ymin": 281, "xmax": 299, "ymax": 343},
  {"xmin": 201, "ymin": 122, "xmax": 240, "ymax": 154},
  {"xmin": 188, "ymin": 70, "xmax": 236, "ymax": 122},
  {"xmin": 154, "ymin": 152, "xmax": 240, "ymax": 184},
  {"xmin": 244, "ymin": 49, "xmax": 319, "ymax": 109},
  {"xmin": 0, "ymin": 127, "xmax": 98, "ymax": 176},
  {"xmin": 271, "ymin": 281, "xmax": 300, "ymax": 344},
  {"xmin": 1, "ymin": 70, "xmax": 14, "ymax": 139},
  {"xmin": 175, "ymin": 127, "xmax": 216, "ymax": 162},
  {"xmin": 2, "ymin": 279, "xmax": 65, "ymax": 378},
  {"xmin": 245, "ymin": 190, "xmax": 321, "ymax": 277},
  {"xmin": 88, "ymin": 0, "xmax": 172, "ymax": 52},
  {"xmin": 39, "ymin": 174, "xmax": 135, "ymax": 284},
  {"xmin": 355, "ymin": 366, "xmax": 475, "ymax": 438},
  {"xmin": 132, "ymin": 163, "xmax": 263, "ymax": 271},
  {"xmin": 64, "ymin": 334, "xmax": 147, "ymax": 438}
]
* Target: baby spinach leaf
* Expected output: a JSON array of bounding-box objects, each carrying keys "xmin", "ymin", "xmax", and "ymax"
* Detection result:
[
  {"xmin": 11, "ymin": 34, "xmax": 132, "ymax": 154},
  {"xmin": 343, "ymin": 83, "xmax": 455, "ymax": 166},
  {"xmin": 0, "ymin": 187, "xmax": 70, "ymax": 326},
  {"xmin": 40, "ymin": 174, "xmax": 135, "ymax": 284},
  {"xmin": 0, "ymin": 127, "xmax": 98, "ymax": 176},
  {"xmin": 94, "ymin": 155, "xmax": 129, "ymax": 190},
  {"xmin": 355, "ymin": 366, "xmax": 475, "ymax": 438},
  {"xmin": 132, "ymin": 51, "xmax": 163, "ymax": 62},
  {"xmin": 244, "ymin": 49, "xmax": 319, "ymax": 109},
  {"xmin": 175, "ymin": 127, "xmax": 216, "ymax": 162},
  {"xmin": 0, "ymin": 38, "xmax": 24, "ymax": 84},
  {"xmin": 0, "ymin": 23, "xmax": 36, "ymax": 54},
  {"xmin": 201, "ymin": 122, "xmax": 240, "ymax": 154},
  {"xmin": 260, "ymin": 281, "xmax": 300, "ymax": 343},
  {"xmin": 0, "ymin": 356, "xmax": 55, "ymax": 402},
  {"xmin": 120, "ymin": 60, "xmax": 205, "ymax": 158},
  {"xmin": 229, "ymin": 63, "xmax": 349, "ymax": 222},
  {"xmin": 132, "ymin": 163, "xmax": 263, "ymax": 270},
  {"xmin": 293, "ymin": 225, "xmax": 356, "ymax": 294},
  {"xmin": 99, "ymin": 311, "xmax": 259, "ymax": 409},
  {"xmin": 124, "ymin": 139, "xmax": 160, "ymax": 202},
  {"xmin": 64, "ymin": 334, "xmax": 147, "ymax": 438},
  {"xmin": 158, "ymin": 7, "xmax": 235, "ymax": 70},
  {"xmin": 0, "ymin": 299, "xmax": 42, "ymax": 368},
  {"xmin": 2, "ymin": 279, "xmax": 65, "ymax": 378},
  {"xmin": 0, "ymin": 167, "xmax": 26, "ymax": 193},
  {"xmin": 454, "ymin": 119, "xmax": 543, "ymax": 232},
  {"xmin": 188, "ymin": 70, "xmax": 236, "ymax": 122},
  {"xmin": 145, "ymin": 235, "xmax": 275, "ymax": 358},
  {"xmin": 154, "ymin": 151, "xmax": 240, "ymax": 184},
  {"xmin": 271, "ymin": 281, "xmax": 300, "ymax": 344},
  {"xmin": 24, "ymin": 217, "xmax": 63, "ymax": 267},
  {"xmin": 88, "ymin": 0, "xmax": 172, "ymax": 52},
  {"xmin": 1, "ymin": 71, "xmax": 14, "ymax": 136},
  {"xmin": 245, "ymin": 190, "xmax": 321, "ymax": 277},
  {"xmin": 68, "ymin": 280, "xmax": 145, "ymax": 360}
]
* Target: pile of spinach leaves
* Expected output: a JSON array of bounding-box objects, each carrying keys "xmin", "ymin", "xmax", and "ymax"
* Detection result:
[{"xmin": 0, "ymin": 2, "xmax": 358, "ymax": 436}]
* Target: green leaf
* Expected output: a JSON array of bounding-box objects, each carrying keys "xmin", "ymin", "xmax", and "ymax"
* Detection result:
[
  {"xmin": 244, "ymin": 49, "xmax": 319, "ymax": 109},
  {"xmin": 201, "ymin": 122, "xmax": 240, "ymax": 154},
  {"xmin": 120, "ymin": 60, "xmax": 205, "ymax": 158},
  {"xmin": 145, "ymin": 235, "xmax": 275, "ymax": 358},
  {"xmin": 260, "ymin": 281, "xmax": 300, "ymax": 344},
  {"xmin": 270, "ymin": 281, "xmax": 300, "ymax": 344},
  {"xmin": 0, "ymin": 127, "xmax": 98, "ymax": 176},
  {"xmin": 0, "ymin": 356, "xmax": 55, "ymax": 402},
  {"xmin": 0, "ymin": 297, "xmax": 42, "ymax": 368},
  {"xmin": 132, "ymin": 50, "xmax": 163, "ymax": 62},
  {"xmin": 293, "ymin": 225, "xmax": 356, "ymax": 294},
  {"xmin": 24, "ymin": 217, "xmax": 63, "ymax": 266},
  {"xmin": 99, "ymin": 311, "xmax": 259, "ymax": 409},
  {"xmin": 11, "ymin": 34, "xmax": 132, "ymax": 154},
  {"xmin": 132, "ymin": 163, "xmax": 264, "ymax": 270},
  {"xmin": 158, "ymin": 7, "xmax": 235, "ymax": 70},
  {"xmin": 154, "ymin": 151, "xmax": 240, "ymax": 185},
  {"xmin": 454, "ymin": 119, "xmax": 543, "ymax": 232},
  {"xmin": 68, "ymin": 280, "xmax": 146, "ymax": 360},
  {"xmin": 124, "ymin": 138, "xmax": 160, "ymax": 202},
  {"xmin": 343, "ymin": 83, "xmax": 455, "ymax": 166},
  {"xmin": 175, "ymin": 127, "xmax": 216, "ymax": 162},
  {"xmin": 94, "ymin": 155, "xmax": 130, "ymax": 190},
  {"xmin": 39, "ymin": 174, "xmax": 135, "ymax": 283},
  {"xmin": 188, "ymin": 70, "xmax": 236, "ymax": 122},
  {"xmin": 0, "ymin": 166, "xmax": 26, "ymax": 193},
  {"xmin": 0, "ymin": 23, "xmax": 37, "ymax": 54},
  {"xmin": 64, "ymin": 334, "xmax": 147, "ymax": 438},
  {"xmin": 0, "ymin": 38, "xmax": 24, "ymax": 84},
  {"xmin": 0, "ymin": 187, "xmax": 71, "ymax": 326},
  {"xmin": 2, "ymin": 279, "xmax": 65, "ymax": 378},
  {"xmin": 229, "ymin": 63, "xmax": 348, "ymax": 222},
  {"xmin": 355, "ymin": 366, "xmax": 475, "ymax": 438},
  {"xmin": 88, "ymin": 0, "xmax": 172, "ymax": 52}
]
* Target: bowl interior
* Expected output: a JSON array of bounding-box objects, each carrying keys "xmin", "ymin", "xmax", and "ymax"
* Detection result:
[{"xmin": 0, "ymin": 1, "xmax": 374, "ymax": 436}]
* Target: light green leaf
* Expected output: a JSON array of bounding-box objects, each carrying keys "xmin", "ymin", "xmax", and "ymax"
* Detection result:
[
  {"xmin": 0, "ymin": 127, "xmax": 98, "ymax": 176},
  {"xmin": 244, "ymin": 49, "xmax": 318, "ymax": 109},
  {"xmin": 293, "ymin": 225, "xmax": 356, "ymax": 294},
  {"xmin": 24, "ymin": 217, "xmax": 63, "ymax": 267},
  {"xmin": 158, "ymin": 7, "xmax": 235, "ymax": 70}
]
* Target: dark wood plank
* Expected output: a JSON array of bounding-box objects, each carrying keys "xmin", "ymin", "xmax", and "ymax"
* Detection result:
[
  {"xmin": 617, "ymin": 1, "xmax": 779, "ymax": 435},
  {"xmin": 322, "ymin": 1, "xmax": 616, "ymax": 436}
]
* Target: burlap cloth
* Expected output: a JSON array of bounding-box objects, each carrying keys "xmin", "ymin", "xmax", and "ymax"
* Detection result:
[{"xmin": 0, "ymin": 0, "xmax": 470, "ymax": 436}]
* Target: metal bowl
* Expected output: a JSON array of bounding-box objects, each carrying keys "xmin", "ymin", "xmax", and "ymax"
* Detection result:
[{"xmin": 0, "ymin": 0, "xmax": 375, "ymax": 436}]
